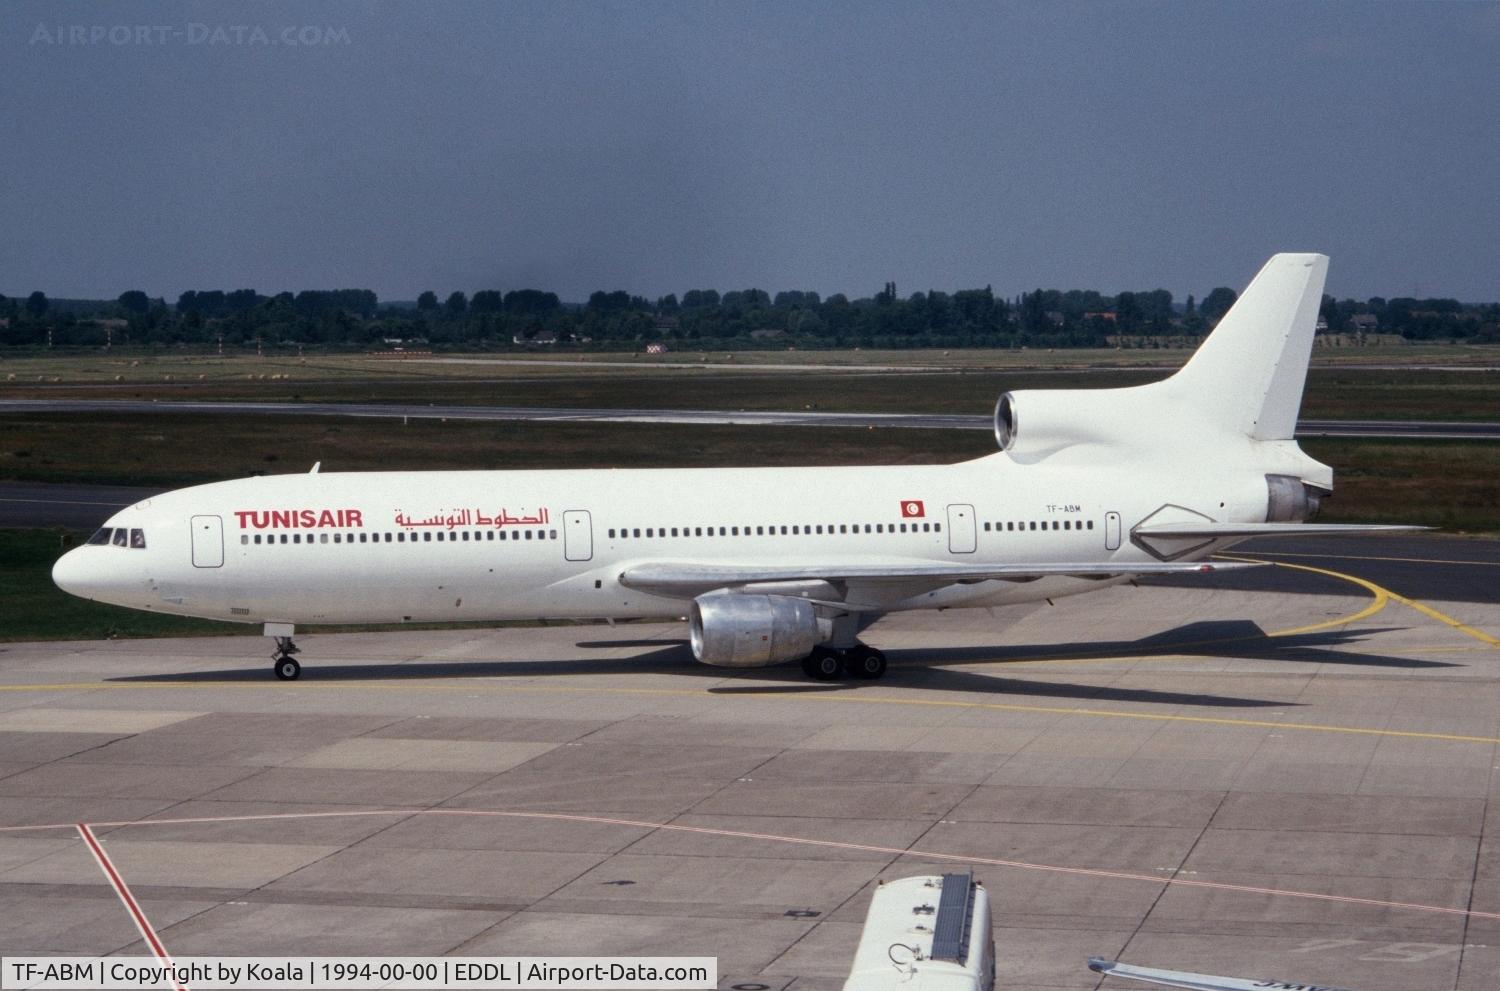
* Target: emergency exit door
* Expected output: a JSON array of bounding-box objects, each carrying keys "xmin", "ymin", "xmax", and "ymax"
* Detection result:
[
  {"xmin": 190, "ymin": 515, "xmax": 223, "ymax": 568},
  {"xmin": 947, "ymin": 504, "xmax": 977, "ymax": 554},
  {"xmin": 563, "ymin": 510, "xmax": 593, "ymax": 562}
]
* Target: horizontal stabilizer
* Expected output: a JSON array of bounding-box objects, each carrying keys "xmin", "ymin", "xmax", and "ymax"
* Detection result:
[
  {"xmin": 1133, "ymin": 523, "xmax": 1430, "ymax": 539},
  {"xmin": 1088, "ymin": 957, "xmax": 1360, "ymax": 991},
  {"xmin": 619, "ymin": 559, "xmax": 1264, "ymax": 599}
]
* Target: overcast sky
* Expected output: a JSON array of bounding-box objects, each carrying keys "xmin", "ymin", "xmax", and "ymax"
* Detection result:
[{"xmin": 4, "ymin": 1, "xmax": 1497, "ymax": 304}]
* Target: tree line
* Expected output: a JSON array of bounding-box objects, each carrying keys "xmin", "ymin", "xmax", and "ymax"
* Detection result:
[{"xmin": 1, "ymin": 281, "xmax": 1496, "ymax": 351}]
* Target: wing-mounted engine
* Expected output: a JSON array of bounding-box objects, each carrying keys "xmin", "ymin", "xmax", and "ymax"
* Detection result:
[{"xmin": 689, "ymin": 591, "xmax": 827, "ymax": 667}]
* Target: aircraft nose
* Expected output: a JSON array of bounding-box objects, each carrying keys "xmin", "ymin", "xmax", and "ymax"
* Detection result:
[{"xmin": 52, "ymin": 547, "xmax": 93, "ymax": 598}]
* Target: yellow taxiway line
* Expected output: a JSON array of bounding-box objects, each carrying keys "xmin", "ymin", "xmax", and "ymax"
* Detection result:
[{"xmin": 2, "ymin": 555, "xmax": 1495, "ymax": 744}]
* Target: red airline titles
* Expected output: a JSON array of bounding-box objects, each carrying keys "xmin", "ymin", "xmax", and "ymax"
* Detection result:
[{"xmin": 234, "ymin": 509, "xmax": 364, "ymax": 530}]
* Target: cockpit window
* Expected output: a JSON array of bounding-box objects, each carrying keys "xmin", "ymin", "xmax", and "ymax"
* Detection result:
[
  {"xmin": 87, "ymin": 528, "xmax": 113, "ymax": 545},
  {"xmin": 130, "ymin": 528, "xmax": 146, "ymax": 549},
  {"xmin": 111, "ymin": 529, "xmax": 128, "ymax": 547}
]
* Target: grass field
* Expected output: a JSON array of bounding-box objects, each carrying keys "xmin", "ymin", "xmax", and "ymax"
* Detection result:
[
  {"xmin": 6, "ymin": 352, "xmax": 1499, "ymax": 421},
  {"xmin": 2, "ymin": 411, "xmax": 1496, "ymax": 532},
  {"xmin": 0, "ymin": 412, "xmax": 989, "ymax": 486}
]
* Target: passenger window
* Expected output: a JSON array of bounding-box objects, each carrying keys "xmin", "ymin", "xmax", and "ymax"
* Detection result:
[
  {"xmin": 398, "ymin": 533, "xmax": 405, "ymax": 542},
  {"xmin": 524, "ymin": 531, "xmax": 533, "ymax": 540},
  {"xmin": 87, "ymin": 527, "xmax": 113, "ymax": 545},
  {"xmin": 672, "ymin": 528, "xmax": 680, "ymax": 537},
  {"xmin": 608, "ymin": 529, "xmax": 615, "ymax": 538},
  {"xmin": 1087, "ymin": 520, "xmax": 1094, "ymax": 530},
  {"xmin": 423, "ymin": 533, "xmax": 431, "ymax": 542},
  {"xmin": 549, "ymin": 530, "xmax": 557, "ymax": 539}
]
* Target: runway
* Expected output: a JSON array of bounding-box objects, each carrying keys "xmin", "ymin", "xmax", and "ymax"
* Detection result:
[
  {"xmin": 6, "ymin": 398, "xmax": 1500, "ymax": 440},
  {"xmin": 1, "ymin": 543, "xmax": 1498, "ymax": 988}
]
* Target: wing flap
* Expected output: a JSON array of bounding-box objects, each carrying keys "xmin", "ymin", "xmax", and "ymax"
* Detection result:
[{"xmin": 618, "ymin": 559, "xmax": 1264, "ymax": 599}]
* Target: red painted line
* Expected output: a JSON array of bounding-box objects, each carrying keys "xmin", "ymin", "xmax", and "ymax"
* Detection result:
[
  {"xmin": 27, "ymin": 807, "xmax": 1499, "ymax": 925},
  {"xmin": 75, "ymin": 823, "xmax": 187, "ymax": 991}
]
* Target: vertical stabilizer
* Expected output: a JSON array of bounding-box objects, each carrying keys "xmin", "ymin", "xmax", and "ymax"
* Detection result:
[{"xmin": 1165, "ymin": 253, "xmax": 1328, "ymax": 440}]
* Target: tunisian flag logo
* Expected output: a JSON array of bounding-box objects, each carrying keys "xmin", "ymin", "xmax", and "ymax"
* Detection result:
[{"xmin": 900, "ymin": 500, "xmax": 925, "ymax": 518}]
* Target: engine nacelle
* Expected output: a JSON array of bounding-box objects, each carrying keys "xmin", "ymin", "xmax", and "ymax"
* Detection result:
[
  {"xmin": 1266, "ymin": 473, "xmax": 1326, "ymax": 522},
  {"xmin": 690, "ymin": 592, "xmax": 822, "ymax": 667},
  {"xmin": 993, "ymin": 388, "xmax": 1134, "ymax": 459}
]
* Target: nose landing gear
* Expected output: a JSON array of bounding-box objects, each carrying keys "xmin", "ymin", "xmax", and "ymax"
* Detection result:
[{"xmin": 271, "ymin": 635, "xmax": 301, "ymax": 680}]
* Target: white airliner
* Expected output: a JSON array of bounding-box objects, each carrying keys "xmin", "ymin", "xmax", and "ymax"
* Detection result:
[{"xmin": 53, "ymin": 254, "xmax": 1413, "ymax": 681}]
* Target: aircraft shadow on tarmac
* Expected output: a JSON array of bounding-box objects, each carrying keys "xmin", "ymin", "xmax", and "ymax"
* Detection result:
[{"xmin": 111, "ymin": 618, "xmax": 1455, "ymax": 710}]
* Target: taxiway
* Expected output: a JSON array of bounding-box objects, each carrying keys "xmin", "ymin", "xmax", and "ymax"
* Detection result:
[
  {"xmin": 1, "ymin": 557, "xmax": 1497, "ymax": 989},
  {"xmin": 5, "ymin": 399, "xmax": 1500, "ymax": 440}
]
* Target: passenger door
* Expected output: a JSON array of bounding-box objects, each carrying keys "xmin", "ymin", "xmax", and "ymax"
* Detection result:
[
  {"xmin": 946, "ymin": 504, "xmax": 977, "ymax": 554},
  {"xmin": 1104, "ymin": 511, "xmax": 1121, "ymax": 551},
  {"xmin": 190, "ymin": 515, "xmax": 224, "ymax": 568},
  {"xmin": 563, "ymin": 510, "xmax": 593, "ymax": 562}
]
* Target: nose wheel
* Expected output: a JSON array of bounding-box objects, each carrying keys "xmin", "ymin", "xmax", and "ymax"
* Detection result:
[{"xmin": 271, "ymin": 636, "xmax": 301, "ymax": 680}]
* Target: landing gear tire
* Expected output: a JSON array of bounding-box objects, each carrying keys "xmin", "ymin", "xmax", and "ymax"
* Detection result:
[
  {"xmin": 271, "ymin": 635, "xmax": 301, "ymax": 680},
  {"xmin": 847, "ymin": 646, "xmax": 887, "ymax": 680},
  {"xmin": 801, "ymin": 649, "xmax": 843, "ymax": 681}
]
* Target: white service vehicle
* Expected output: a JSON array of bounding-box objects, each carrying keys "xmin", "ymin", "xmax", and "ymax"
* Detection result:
[
  {"xmin": 53, "ymin": 254, "xmax": 1416, "ymax": 681},
  {"xmin": 844, "ymin": 872, "xmax": 995, "ymax": 991}
]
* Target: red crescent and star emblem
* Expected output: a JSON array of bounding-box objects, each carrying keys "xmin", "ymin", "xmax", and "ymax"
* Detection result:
[{"xmin": 900, "ymin": 500, "xmax": 925, "ymax": 518}]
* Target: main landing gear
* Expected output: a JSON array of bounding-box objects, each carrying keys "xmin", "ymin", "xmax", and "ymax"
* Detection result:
[
  {"xmin": 800, "ymin": 644, "xmax": 888, "ymax": 682},
  {"xmin": 271, "ymin": 636, "xmax": 301, "ymax": 680}
]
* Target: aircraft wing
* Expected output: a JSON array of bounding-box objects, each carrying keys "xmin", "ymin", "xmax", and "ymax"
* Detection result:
[
  {"xmin": 1088, "ymin": 957, "xmax": 1359, "ymax": 991},
  {"xmin": 1132, "ymin": 522, "xmax": 1428, "ymax": 539},
  {"xmin": 617, "ymin": 559, "xmax": 1264, "ymax": 599}
]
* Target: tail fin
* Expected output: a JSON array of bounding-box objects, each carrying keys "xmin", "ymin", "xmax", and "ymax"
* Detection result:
[{"xmin": 1164, "ymin": 253, "xmax": 1328, "ymax": 440}]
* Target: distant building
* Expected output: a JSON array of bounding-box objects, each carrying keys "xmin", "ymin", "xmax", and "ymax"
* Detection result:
[
  {"xmin": 1084, "ymin": 311, "xmax": 1117, "ymax": 323},
  {"xmin": 512, "ymin": 330, "xmax": 559, "ymax": 345},
  {"xmin": 645, "ymin": 342, "xmax": 668, "ymax": 354},
  {"xmin": 1348, "ymin": 314, "xmax": 1378, "ymax": 332}
]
